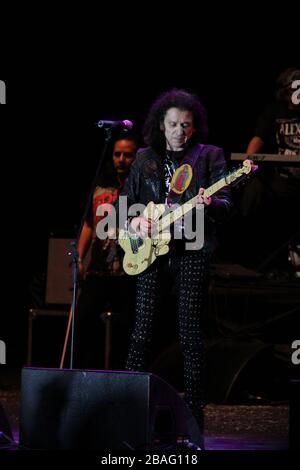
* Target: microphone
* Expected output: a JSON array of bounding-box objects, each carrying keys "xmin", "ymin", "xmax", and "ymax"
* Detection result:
[{"xmin": 96, "ymin": 119, "xmax": 133, "ymax": 130}]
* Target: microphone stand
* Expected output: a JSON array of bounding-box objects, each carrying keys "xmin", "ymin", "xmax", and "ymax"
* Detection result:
[{"xmin": 63, "ymin": 127, "xmax": 114, "ymax": 369}]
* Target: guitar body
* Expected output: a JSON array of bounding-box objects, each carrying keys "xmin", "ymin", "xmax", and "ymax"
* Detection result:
[
  {"xmin": 119, "ymin": 235, "xmax": 157, "ymax": 275},
  {"xmin": 119, "ymin": 201, "xmax": 171, "ymax": 275}
]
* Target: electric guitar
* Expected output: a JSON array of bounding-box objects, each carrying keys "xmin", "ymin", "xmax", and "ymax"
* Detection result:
[{"xmin": 119, "ymin": 159, "xmax": 257, "ymax": 275}]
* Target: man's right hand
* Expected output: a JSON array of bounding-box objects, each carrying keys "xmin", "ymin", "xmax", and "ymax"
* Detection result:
[{"xmin": 130, "ymin": 216, "xmax": 156, "ymax": 237}]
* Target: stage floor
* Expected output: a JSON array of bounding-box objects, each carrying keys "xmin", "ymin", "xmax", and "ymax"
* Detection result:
[{"xmin": 0, "ymin": 389, "xmax": 288, "ymax": 451}]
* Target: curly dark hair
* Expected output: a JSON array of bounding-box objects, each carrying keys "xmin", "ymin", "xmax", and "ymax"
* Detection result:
[{"xmin": 142, "ymin": 88, "xmax": 208, "ymax": 153}]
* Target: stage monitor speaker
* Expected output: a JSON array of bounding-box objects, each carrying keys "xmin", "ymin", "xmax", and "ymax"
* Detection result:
[
  {"xmin": 289, "ymin": 380, "xmax": 300, "ymax": 450},
  {"xmin": 20, "ymin": 368, "xmax": 201, "ymax": 450},
  {"xmin": 0, "ymin": 401, "xmax": 13, "ymax": 446},
  {"xmin": 45, "ymin": 237, "xmax": 90, "ymax": 305},
  {"xmin": 46, "ymin": 238, "xmax": 73, "ymax": 305}
]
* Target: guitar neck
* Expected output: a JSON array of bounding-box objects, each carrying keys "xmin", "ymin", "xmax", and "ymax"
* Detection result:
[{"xmin": 158, "ymin": 177, "xmax": 227, "ymax": 231}]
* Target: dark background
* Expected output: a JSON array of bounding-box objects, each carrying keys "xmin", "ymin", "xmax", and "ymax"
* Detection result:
[{"xmin": 1, "ymin": 20, "xmax": 299, "ymax": 373}]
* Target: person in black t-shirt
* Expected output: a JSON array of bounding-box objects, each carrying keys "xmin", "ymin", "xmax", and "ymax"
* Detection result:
[
  {"xmin": 239, "ymin": 67, "xmax": 300, "ymax": 269},
  {"xmin": 247, "ymin": 67, "xmax": 300, "ymax": 157}
]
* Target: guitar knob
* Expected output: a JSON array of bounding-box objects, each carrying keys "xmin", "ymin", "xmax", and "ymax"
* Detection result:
[{"xmin": 127, "ymin": 263, "xmax": 138, "ymax": 270}]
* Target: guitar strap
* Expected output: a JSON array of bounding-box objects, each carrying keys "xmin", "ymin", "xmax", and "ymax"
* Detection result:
[{"xmin": 166, "ymin": 144, "xmax": 205, "ymax": 206}]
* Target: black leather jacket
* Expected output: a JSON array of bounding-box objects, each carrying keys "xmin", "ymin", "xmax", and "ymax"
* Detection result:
[{"xmin": 117, "ymin": 144, "xmax": 232, "ymax": 252}]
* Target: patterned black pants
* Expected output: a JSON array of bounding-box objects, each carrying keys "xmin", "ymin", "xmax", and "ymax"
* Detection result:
[{"xmin": 126, "ymin": 250, "xmax": 210, "ymax": 422}]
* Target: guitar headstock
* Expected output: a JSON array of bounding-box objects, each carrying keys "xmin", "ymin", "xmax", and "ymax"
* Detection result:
[
  {"xmin": 226, "ymin": 159, "xmax": 258, "ymax": 186},
  {"xmin": 241, "ymin": 159, "xmax": 258, "ymax": 174}
]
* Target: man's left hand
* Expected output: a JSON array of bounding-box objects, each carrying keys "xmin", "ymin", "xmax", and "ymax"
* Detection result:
[{"xmin": 197, "ymin": 187, "xmax": 212, "ymax": 205}]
